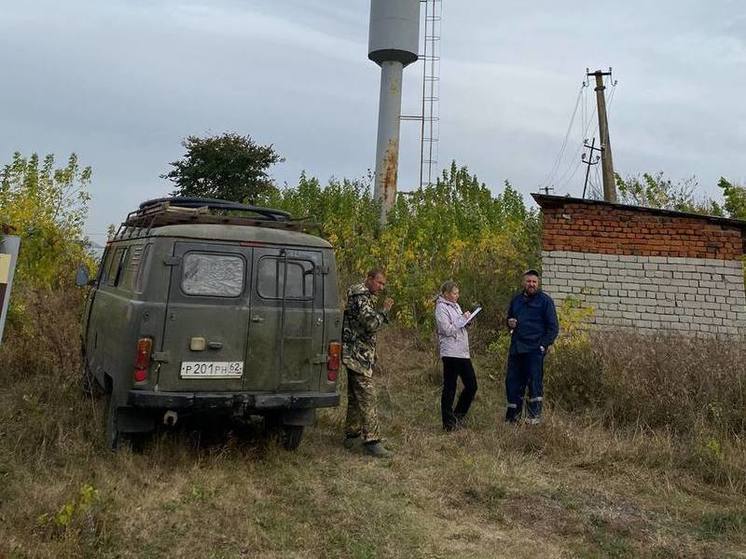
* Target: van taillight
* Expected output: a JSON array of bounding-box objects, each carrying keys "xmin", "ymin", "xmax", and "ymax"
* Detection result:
[
  {"xmin": 327, "ymin": 342, "xmax": 341, "ymax": 381},
  {"xmin": 134, "ymin": 337, "xmax": 152, "ymax": 383}
]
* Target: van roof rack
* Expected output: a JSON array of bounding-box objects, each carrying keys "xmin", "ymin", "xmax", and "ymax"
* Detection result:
[{"xmin": 115, "ymin": 197, "xmax": 313, "ymax": 240}]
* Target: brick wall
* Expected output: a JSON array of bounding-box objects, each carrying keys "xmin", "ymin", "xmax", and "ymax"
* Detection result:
[
  {"xmin": 533, "ymin": 195, "xmax": 746, "ymax": 336},
  {"xmin": 541, "ymin": 201, "xmax": 744, "ymax": 260}
]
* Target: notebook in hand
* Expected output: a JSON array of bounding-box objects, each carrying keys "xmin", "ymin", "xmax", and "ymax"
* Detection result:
[{"xmin": 463, "ymin": 306, "xmax": 482, "ymax": 326}]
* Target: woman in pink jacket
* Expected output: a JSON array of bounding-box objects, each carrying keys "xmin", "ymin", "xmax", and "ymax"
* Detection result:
[{"xmin": 435, "ymin": 281, "xmax": 478, "ymax": 430}]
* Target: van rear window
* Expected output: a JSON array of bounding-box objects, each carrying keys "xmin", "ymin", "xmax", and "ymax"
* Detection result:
[
  {"xmin": 182, "ymin": 253, "xmax": 244, "ymax": 297},
  {"xmin": 257, "ymin": 257, "xmax": 314, "ymax": 300}
]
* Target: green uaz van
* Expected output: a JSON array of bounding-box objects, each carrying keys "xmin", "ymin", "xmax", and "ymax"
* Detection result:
[{"xmin": 79, "ymin": 197, "xmax": 342, "ymax": 450}]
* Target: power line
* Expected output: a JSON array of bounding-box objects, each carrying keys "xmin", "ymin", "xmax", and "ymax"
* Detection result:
[
  {"xmin": 557, "ymin": 73, "xmax": 608, "ymax": 192},
  {"xmin": 541, "ymin": 82, "xmax": 585, "ymax": 188},
  {"xmin": 554, "ymin": 74, "xmax": 600, "ymax": 189},
  {"xmin": 606, "ymin": 79, "xmax": 618, "ymax": 112}
]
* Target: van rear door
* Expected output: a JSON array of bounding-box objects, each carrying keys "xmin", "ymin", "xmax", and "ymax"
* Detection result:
[
  {"xmin": 158, "ymin": 242, "xmax": 252, "ymax": 392},
  {"xmin": 248, "ymin": 247, "xmax": 324, "ymax": 391}
]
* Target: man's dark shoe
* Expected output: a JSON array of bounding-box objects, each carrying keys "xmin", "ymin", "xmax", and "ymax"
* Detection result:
[
  {"xmin": 343, "ymin": 434, "xmax": 361, "ymax": 450},
  {"xmin": 363, "ymin": 441, "xmax": 392, "ymax": 458}
]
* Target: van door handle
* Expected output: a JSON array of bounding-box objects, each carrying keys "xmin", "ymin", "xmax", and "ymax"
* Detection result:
[{"xmin": 251, "ymin": 316, "xmax": 264, "ymax": 323}]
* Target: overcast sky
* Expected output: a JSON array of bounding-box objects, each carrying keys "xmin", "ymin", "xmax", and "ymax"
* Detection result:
[{"xmin": 2, "ymin": 0, "xmax": 745, "ymax": 241}]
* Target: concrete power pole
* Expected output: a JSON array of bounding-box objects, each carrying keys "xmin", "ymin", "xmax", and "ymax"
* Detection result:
[{"xmin": 587, "ymin": 68, "xmax": 617, "ymax": 202}]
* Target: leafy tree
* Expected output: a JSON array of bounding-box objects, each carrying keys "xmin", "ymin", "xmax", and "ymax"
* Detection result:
[
  {"xmin": 614, "ymin": 171, "xmax": 723, "ymax": 215},
  {"xmin": 717, "ymin": 177, "xmax": 746, "ymax": 220},
  {"xmin": 162, "ymin": 132, "xmax": 284, "ymax": 204},
  {"xmin": 0, "ymin": 152, "xmax": 93, "ymax": 288}
]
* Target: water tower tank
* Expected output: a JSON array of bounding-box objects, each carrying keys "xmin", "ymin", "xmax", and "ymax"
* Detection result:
[
  {"xmin": 369, "ymin": 0, "xmax": 420, "ymax": 67},
  {"xmin": 368, "ymin": 0, "xmax": 421, "ymax": 223}
]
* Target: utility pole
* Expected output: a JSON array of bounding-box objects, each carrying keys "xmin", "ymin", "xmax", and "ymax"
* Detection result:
[
  {"xmin": 586, "ymin": 68, "xmax": 617, "ymax": 202},
  {"xmin": 581, "ymin": 137, "xmax": 601, "ymax": 199}
]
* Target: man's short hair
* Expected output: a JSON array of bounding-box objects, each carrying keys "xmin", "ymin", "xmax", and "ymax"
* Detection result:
[
  {"xmin": 367, "ymin": 268, "xmax": 386, "ymax": 279},
  {"xmin": 523, "ymin": 269, "xmax": 540, "ymax": 278}
]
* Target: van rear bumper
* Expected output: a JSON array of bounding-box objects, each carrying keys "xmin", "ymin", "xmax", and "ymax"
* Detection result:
[{"xmin": 127, "ymin": 390, "xmax": 339, "ymax": 411}]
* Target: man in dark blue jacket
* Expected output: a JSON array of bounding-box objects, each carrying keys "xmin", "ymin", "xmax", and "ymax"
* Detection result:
[{"xmin": 505, "ymin": 269, "xmax": 559, "ymax": 424}]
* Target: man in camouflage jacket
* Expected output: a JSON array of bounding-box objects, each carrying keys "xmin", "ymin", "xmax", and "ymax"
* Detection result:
[{"xmin": 342, "ymin": 268, "xmax": 394, "ymax": 458}]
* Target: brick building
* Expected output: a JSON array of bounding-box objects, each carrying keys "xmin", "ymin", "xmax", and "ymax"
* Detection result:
[{"xmin": 533, "ymin": 194, "xmax": 746, "ymax": 336}]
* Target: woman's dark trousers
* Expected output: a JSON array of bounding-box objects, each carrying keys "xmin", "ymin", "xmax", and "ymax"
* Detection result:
[{"xmin": 441, "ymin": 357, "xmax": 478, "ymax": 429}]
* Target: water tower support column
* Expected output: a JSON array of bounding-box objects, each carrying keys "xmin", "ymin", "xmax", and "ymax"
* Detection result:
[{"xmin": 374, "ymin": 60, "xmax": 404, "ymax": 218}]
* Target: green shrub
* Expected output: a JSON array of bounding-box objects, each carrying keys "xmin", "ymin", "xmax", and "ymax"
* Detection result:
[{"xmin": 271, "ymin": 163, "xmax": 541, "ymax": 338}]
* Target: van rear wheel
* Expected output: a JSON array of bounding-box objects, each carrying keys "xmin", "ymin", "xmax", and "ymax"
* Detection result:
[
  {"xmin": 282, "ymin": 425, "xmax": 304, "ymax": 451},
  {"xmin": 103, "ymin": 388, "xmax": 120, "ymax": 451},
  {"xmin": 82, "ymin": 363, "xmax": 104, "ymax": 398},
  {"xmin": 264, "ymin": 414, "xmax": 304, "ymax": 451}
]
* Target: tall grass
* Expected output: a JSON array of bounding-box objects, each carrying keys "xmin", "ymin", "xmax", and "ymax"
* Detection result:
[
  {"xmin": 552, "ymin": 332, "xmax": 746, "ymax": 435},
  {"xmin": 542, "ymin": 331, "xmax": 746, "ymax": 490},
  {"xmin": 1, "ymin": 305, "xmax": 745, "ymax": 557}
]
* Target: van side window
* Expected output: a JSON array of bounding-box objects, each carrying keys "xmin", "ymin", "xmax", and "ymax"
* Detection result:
[
  {"xmin": 134, "ymin": 244, "xmax": 152, "ymax": 293},
  {"xmin": 107, "ymin": 247, "xmax": 129, "ymax": 287},
  {"xmin": 257, "ymin": 257, "xmax": 314, "ymax": 300},
  {"xmin": 98, "ymin": 247, "xmax": 113, "ymax": 283},
  {"xmin": 182, "ymin": 253, "xmax": 244, "ymax": 297},
  {"xmin": 121, "ymin": 244, "xmax": 144, "ymax": 291}
]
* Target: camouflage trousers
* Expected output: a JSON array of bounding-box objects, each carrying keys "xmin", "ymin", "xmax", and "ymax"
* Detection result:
[{"xmin": 344, "ymin": 366, "xmax": 381, "ymax": 443}]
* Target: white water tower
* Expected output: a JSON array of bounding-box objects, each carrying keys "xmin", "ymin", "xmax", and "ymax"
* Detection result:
[{"xmin": 369, "ymin": 0, "xmax": 421, "ymax": 222}]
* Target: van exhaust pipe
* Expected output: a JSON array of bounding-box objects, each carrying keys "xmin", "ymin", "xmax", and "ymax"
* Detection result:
[{"xmin": 163, "ymin": 410, "xmax": 178, "ymax": 426}]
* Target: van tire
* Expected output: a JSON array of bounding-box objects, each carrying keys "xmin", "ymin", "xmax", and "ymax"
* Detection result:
[
  {"xmin": 264, "ymin": 414, "xmax": 304, "ymax": 450},
  {"xmin": 282, "ymin": 425, "xmax": 304, "ymax": 451},
  {"xmin": 103, "ymin": 387, "xmax": 120, "ymax": 451},
  {"xmin": 82, "ymin": 363, "xmax": 104, "ymax": 398}
]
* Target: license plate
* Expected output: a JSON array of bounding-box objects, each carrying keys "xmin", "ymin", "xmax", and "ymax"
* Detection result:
[{"xmin": 180, "ymin": 361, "xmax": 244, "ymax": 378}]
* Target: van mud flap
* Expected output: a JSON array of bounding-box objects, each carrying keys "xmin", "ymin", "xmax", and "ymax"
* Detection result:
[
  {"xmin": 117, "ymin": 406, "xmax": 156, "ymax": 433},
  {"xmin": 280, "ymin": 408, "xmax": 315, "ymax": 426}
]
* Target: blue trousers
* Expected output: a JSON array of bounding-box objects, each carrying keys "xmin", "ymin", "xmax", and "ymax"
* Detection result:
[{"xmin": 505, "ymin": 351, "xmax": 544, "ymax": 422}]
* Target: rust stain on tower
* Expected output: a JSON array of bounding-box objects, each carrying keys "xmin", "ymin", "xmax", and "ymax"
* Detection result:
[{"xmin": 382, "ymin": 138, "xmax": 399, "ymax": 208}]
